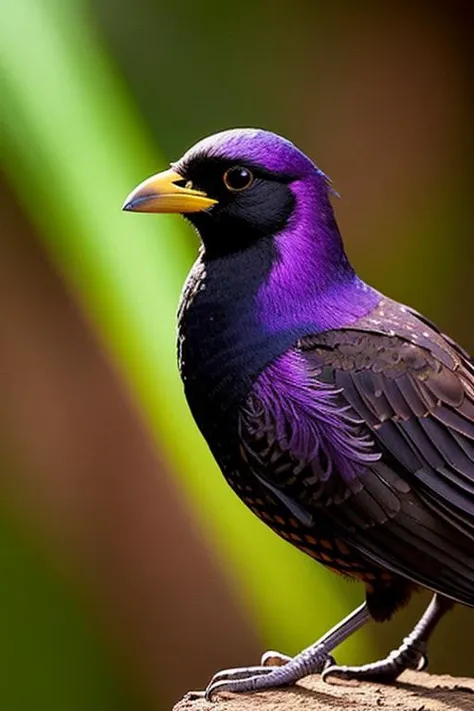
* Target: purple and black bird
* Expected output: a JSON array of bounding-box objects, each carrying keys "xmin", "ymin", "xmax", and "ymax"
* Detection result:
[{"xmin": 123, "ymin": 129, "xmax": 474, "ymax": 697}]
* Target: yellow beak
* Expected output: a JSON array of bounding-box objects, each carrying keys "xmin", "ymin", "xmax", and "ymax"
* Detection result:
[{"xmin": 122, "ymin": 168, "xmax": 217, "ymax": 213}]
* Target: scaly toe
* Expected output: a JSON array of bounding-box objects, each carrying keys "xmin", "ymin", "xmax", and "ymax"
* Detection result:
[
  {"xmin": 206, "ymin": 644, "xmax": 335, "ymax": 699},
  {"xmin": 322, "ymin": 663, "xmax": 399, "ymax": 684},
  {"xmin": 207, "ymin": 665, "xmax": 273, "ymax": 687},
  {"xmin": 322, "ymin": 638, "xmax": 429, "ymax": 685},
  {"xmin": 205, "ymin": 666, "xmax": 291, "ymax": 701}
]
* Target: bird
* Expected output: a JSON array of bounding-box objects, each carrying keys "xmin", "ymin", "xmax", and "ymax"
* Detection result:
[{"xmin": 123, "ymin": 128, "xmax": 474, "ymax": 698}]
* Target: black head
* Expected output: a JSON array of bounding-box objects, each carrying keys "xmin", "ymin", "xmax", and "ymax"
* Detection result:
[
  {"xmin": 173, "ymin": 152, "xmax": 295, "ymax": 258},
  {"xmin": 123, "ymin": 128, "xmax": 329, "ymax": 260}
]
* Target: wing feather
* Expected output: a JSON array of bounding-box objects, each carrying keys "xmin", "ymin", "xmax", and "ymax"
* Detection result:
[{"xmin": 239, "ymin": 301, "xmax": 474, "ymax": 605}]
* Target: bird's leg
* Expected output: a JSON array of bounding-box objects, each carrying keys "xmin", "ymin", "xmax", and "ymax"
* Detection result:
[
  {"xmin": 323, "ymin": 593, "xmax": 453, "ymax": 683},
  {"xmin": 205, "ymin": 601, "xmax": 370, "ymax": 699}
]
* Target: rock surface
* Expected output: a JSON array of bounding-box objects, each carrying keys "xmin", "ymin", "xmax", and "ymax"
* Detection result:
[{"xmin": 174, "ymin": 671, "xmax": 474, "ymax": 711}]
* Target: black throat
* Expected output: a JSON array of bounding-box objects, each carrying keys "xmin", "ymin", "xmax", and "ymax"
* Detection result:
[{"xmin": 177, "ymin": 239, "xmax": 300, "ymax": 434}]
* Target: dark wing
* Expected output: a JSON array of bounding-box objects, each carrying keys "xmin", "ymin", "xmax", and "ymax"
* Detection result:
[{"xmin": 239, "ymin": 307, "xmax": 474, "ymax": 606}]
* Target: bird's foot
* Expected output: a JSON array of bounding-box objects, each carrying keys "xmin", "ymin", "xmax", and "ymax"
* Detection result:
[
  {"xmin": 205, "ymin": 646, "xmax": 336, "ymax": 700},
  {"xmin": 322, "ymin": 637, "xmax": 428, "ymax": 684}
]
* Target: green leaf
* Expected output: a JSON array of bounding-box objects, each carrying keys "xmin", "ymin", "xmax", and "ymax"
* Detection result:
[{"xmin": 0, "ymin": 0, "xmax": 376, "ymax": 681}]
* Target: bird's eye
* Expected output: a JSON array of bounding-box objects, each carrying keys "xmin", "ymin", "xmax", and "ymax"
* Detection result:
[{"xmin": 223, "ymin": 166, "xmax": 254, "ymax": 192}]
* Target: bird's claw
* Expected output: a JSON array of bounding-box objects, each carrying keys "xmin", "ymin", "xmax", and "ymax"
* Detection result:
[
  {"xmin": 322, "ymin": 640, "xmax": 429, "ymax": 684},
  {"xmin": 408, "ymin": 639, "xmax": 429, "ymax": 671},
  {"xmin": 204, "ymin": 666, "xmax": 277, "ymax": 700},
  {"xmin": 205, "ymin": 646, "xmax": 336, "ymax": 700},
  {"xmin": 415, "ymin": 651, "xmax": 428, "ymax": 671}
]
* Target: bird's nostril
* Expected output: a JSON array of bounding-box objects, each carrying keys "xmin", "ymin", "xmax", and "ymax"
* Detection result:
[{"xmin": 173, "ymin": 178, "xmax": 188, "ymax": 189}]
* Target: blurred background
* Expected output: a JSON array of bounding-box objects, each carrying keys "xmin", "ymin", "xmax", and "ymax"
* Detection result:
[{"xmin": 1, "ymin": 1, "xmax": 473, "ymax": 709}]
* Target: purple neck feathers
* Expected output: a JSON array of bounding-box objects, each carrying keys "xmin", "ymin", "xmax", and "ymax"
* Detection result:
[
  {"xmin": 257, "ymin": 174, "xmax": 380, "ymax": 335},
  {"xmin": 179, "ymin": 145, "xmax": 381, "ymax": 417}
]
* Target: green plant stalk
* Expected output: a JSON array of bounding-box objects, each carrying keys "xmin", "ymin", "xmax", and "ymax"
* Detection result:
[{"xmin": 0, "ymin": 0, "xmax": 374, "ymax": 659}]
